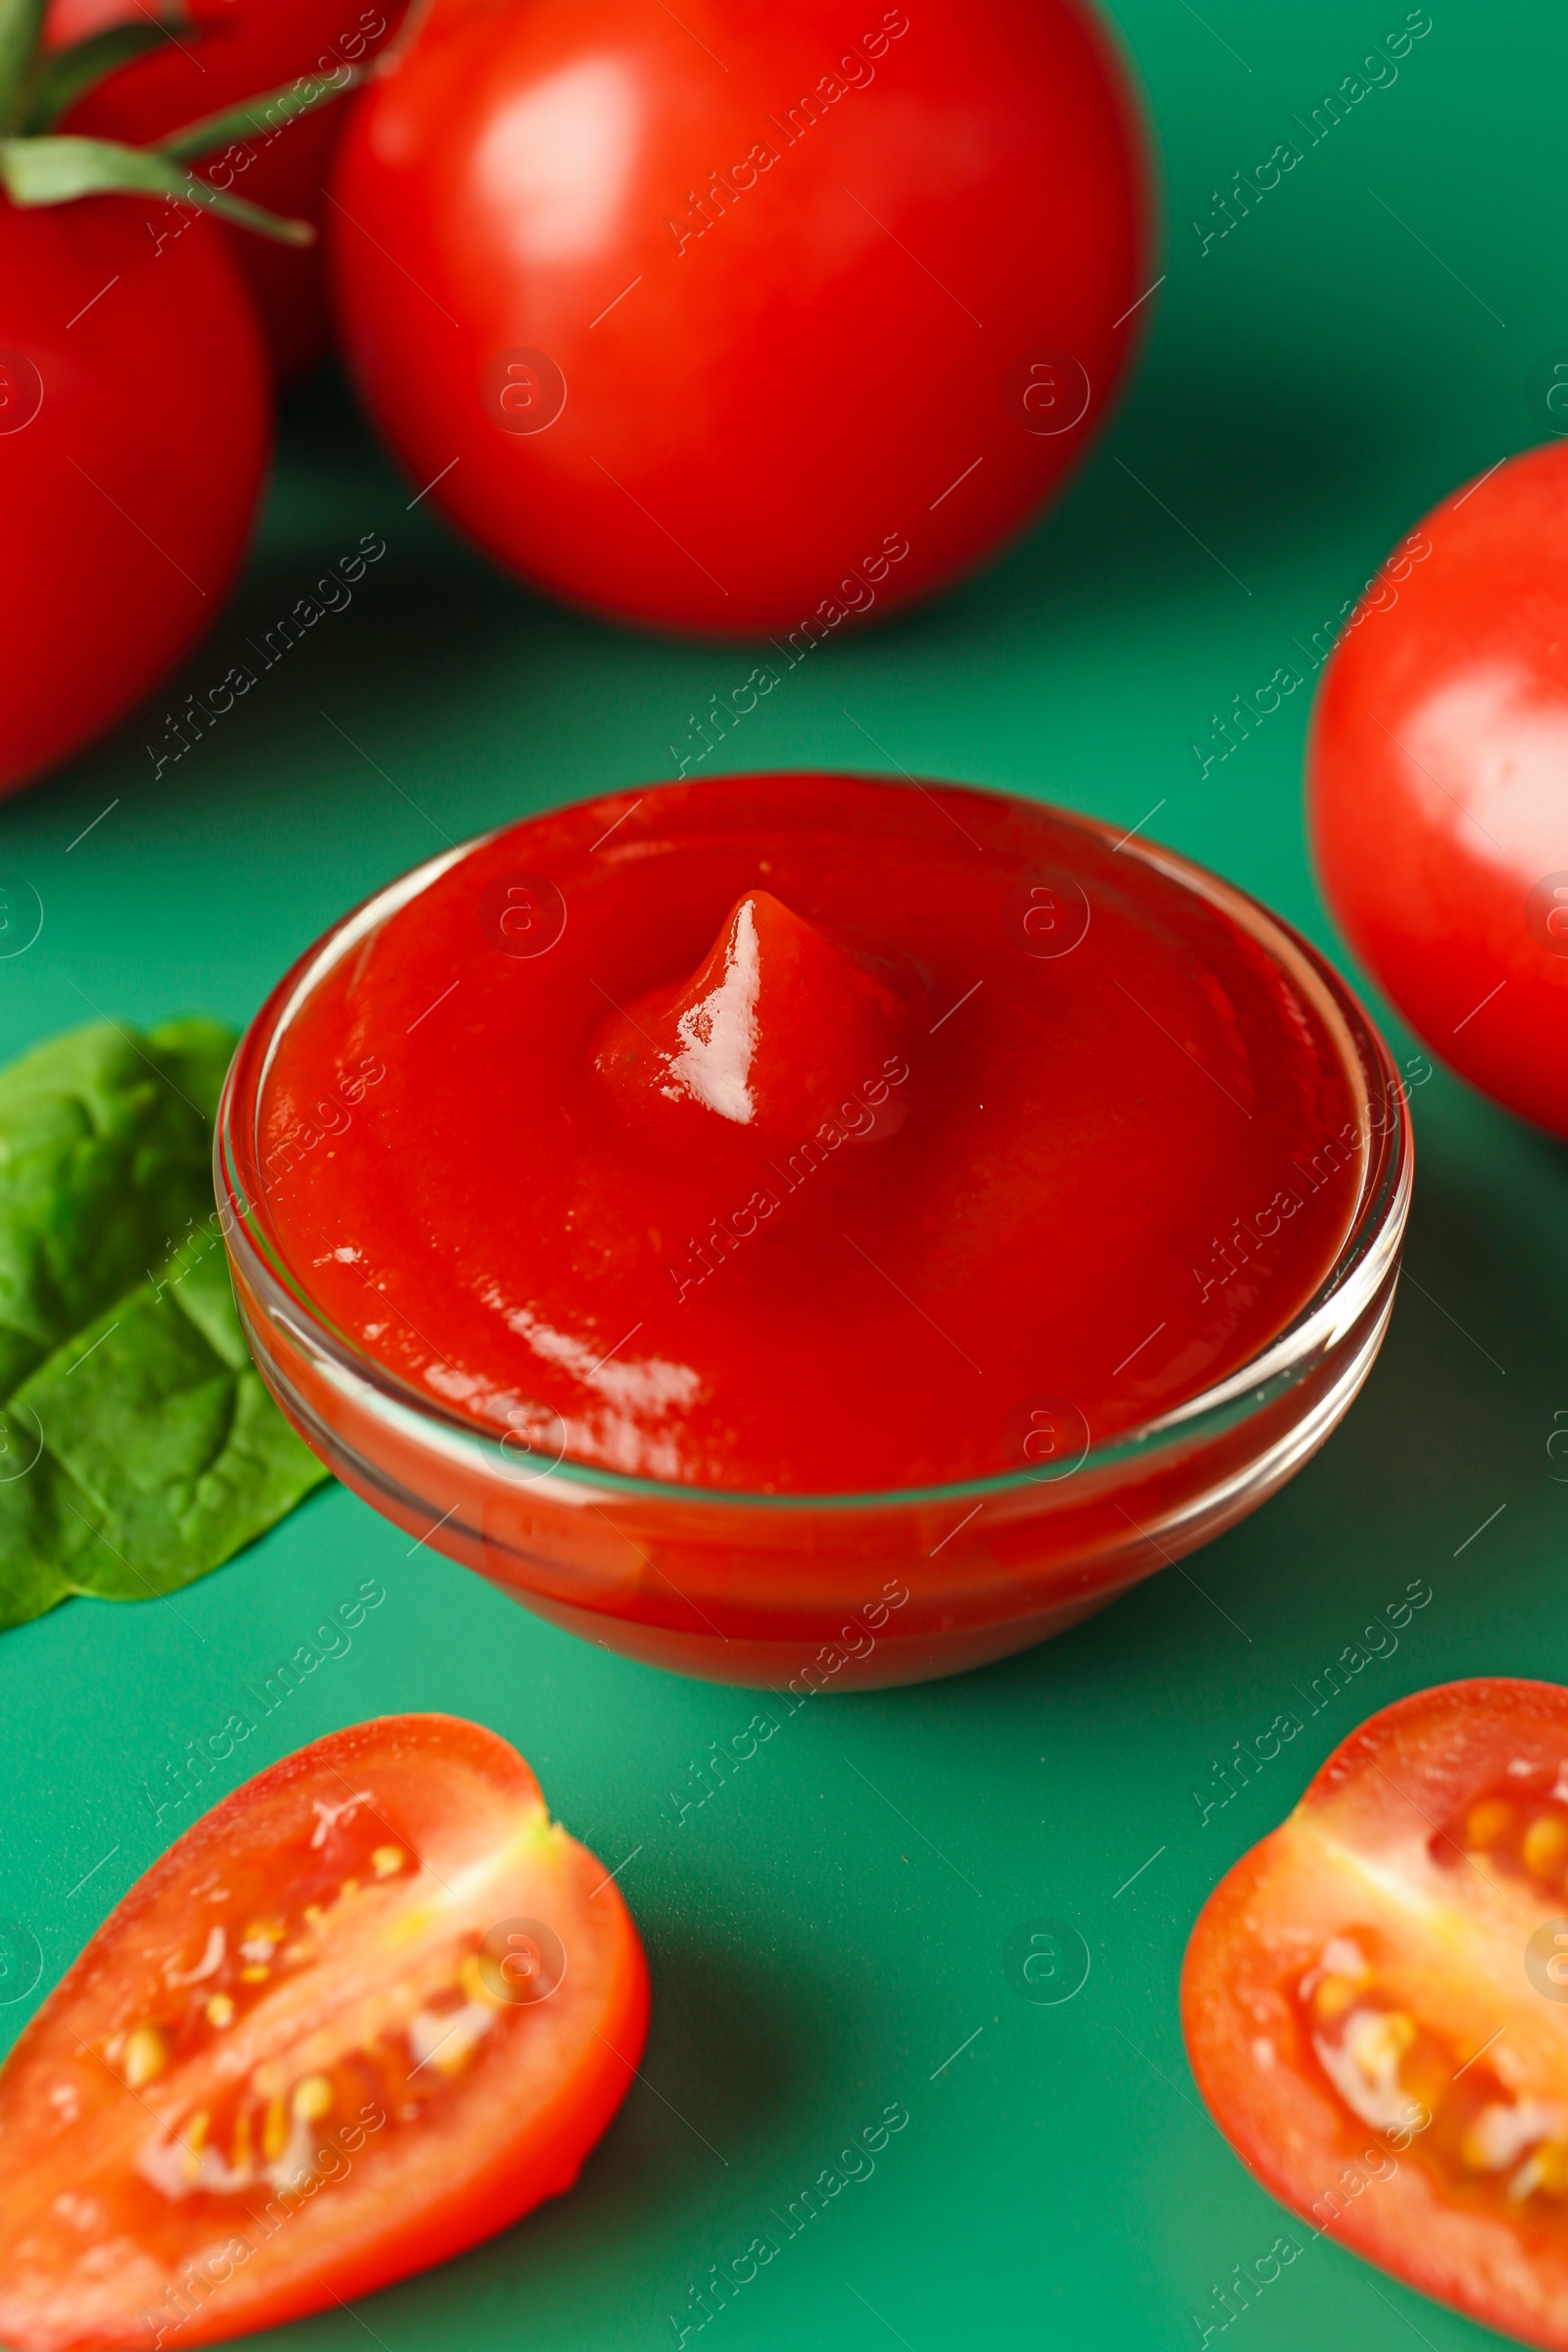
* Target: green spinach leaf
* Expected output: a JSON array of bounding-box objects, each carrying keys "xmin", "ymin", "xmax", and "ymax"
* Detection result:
[{"xmin": 0, "ymin": 1020, "xmax": 329, "ymax": 1631}]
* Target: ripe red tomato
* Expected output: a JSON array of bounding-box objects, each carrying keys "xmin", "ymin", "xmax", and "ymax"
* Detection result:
[
  {"xmin": 0, "ymin": 196, "xmax": 268, "ymax": 796},
  {"xmin": 1308, "ymin": 442, "xmax": 1568, "ymax": 1141},
  {"xmin": 329, "ymin": 0, "xmax": 1152, "ymax": 633},
  {"xmin": 0, "ymin": 1714, "xmax": 649, "ymax": 2351},
  {"xmin": 46, "ymin": 0, "xmax": 405, "ymax": 381},
  {"xmin": 1183, "ymin": 1680, "xmax": 1568, "ymax": 2348}
]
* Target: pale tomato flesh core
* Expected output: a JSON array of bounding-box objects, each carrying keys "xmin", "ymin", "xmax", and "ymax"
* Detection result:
[
  {"xmin": 0, "ymin": 1716, "xmax": 649, "ymax": 2352},
  {"xmin": 1184, "ymin": 1681, "xmax": 1568, "ymax": 2350}
]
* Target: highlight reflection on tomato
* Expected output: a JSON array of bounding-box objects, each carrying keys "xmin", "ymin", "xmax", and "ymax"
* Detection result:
[
  {"xmin": 1183, "ymin": 1681, "xmax": 1568, "ymax": 2350},
  {"xmin": 0, "ymin": 1715, "xmax": 649, "ymax": 2351},
  {"xmin": 329, "ymin": 0, "xmax": 1153, "ymax": 632},
  {"xmin": 1308, "ymin": 441, "xmax": 1568, "ymax": 1142}
]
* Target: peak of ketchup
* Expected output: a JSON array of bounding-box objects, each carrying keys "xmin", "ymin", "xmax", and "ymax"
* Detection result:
[
  {"xmin": 594, "ymin": 890, "xmax": 911, "ymax": 1150},
  {"xmin": 255, "ymin": 776, "xmax": 1369, "ymax": 1494}
]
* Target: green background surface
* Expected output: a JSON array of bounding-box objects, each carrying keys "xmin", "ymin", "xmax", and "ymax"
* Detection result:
[{"xmin": 2, "ymin": 2, "xmax": 1564, "ymax": 2346}]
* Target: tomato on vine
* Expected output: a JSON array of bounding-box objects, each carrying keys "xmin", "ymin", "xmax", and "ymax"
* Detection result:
[
  {"xmin": 0, "ymin": 4, "xmax": 355, "ymax": 793},
  {"xmin": 45, "ymin": 0, "xmax": 406, "ymax": 380}
]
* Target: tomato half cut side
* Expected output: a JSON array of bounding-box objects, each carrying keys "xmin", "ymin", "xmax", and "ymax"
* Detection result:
[
  {"xmin": 0, "ymin": 1715, "xmax": 650, "ymax": 2352},
  {"xmin": 1182, "ymin": 1680, "xmax": 1568, "ymax": 2349}
]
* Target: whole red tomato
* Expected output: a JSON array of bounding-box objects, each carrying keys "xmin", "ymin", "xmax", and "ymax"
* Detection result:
[
  {"xmin": 1308, "ymin": 441, "xmax": 1568, "ymax": 1141},
  {"xmin": 0, "ymin": 197, "xmax": 269, "ymax": 794},
  {"xmin": 46, "ymin": 0, "xmax": 405, "ymax": 381},
  {"xmin": 329, "ymin": 0, "xmax": 1152, "ymax": 633}
]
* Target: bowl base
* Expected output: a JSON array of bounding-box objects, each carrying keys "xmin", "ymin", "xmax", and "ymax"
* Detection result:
[{"xmin": 501, "ymin": 1584, "xmax": 1120, "ymax": 1690}]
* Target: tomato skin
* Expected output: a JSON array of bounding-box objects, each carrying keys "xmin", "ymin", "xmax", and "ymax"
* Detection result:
[
  {"xmin": 1307, "ymin": 443, "xmax": 1568, "ymax": 1142},
  {"xmin": 329, "ymin": 0, "xmax": 1152, "ymax": 633},
  {"xmin": 1182, "ymin": 1680, "xmax": 1568, "ymax": 2351},
  {"xmin": 0, "ymin": 1714, "xmax": 649, "ymax": 2351},
  {"xmin": 0, "ymin": 197, "xmax": 269, "ymax": 796},
  {"xmin": 45, "ymin": 0, "xmax": 406, "ymax": 381}
]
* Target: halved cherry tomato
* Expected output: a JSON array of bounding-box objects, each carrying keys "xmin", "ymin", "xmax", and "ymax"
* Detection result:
[
  {"xmin": 0, "ymin": 1715, "xmax": 649, "ymax": 2351},
  {"xmin": 1307, "ymin": 441, "xmax": 1568, "ymax": 1142},
  {"xmin": 1183, "ymin": 1680, "xmax": 1568, "ymax": 2349}
]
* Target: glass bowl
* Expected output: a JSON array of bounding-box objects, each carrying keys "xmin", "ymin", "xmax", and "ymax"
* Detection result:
[{"xmin": 217, "ymin": 808, "xmax": 1412, "ymax": 1691}]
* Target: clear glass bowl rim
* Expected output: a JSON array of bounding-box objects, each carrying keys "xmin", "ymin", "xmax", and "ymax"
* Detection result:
[{"xmin": 217, "ymin": 780, "xmax": 1414, "ymax": 1518}]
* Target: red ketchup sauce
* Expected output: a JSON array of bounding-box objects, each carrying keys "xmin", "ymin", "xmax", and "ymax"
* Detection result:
[{"xmin": 257, "ymin": 775, "xmax": 1366, "ymax": 1494}]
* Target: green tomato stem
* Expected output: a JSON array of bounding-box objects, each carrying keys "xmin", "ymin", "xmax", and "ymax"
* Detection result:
[{"xmin": 0, "ymin": 133, "xmax": 316, "ymax": 243}]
